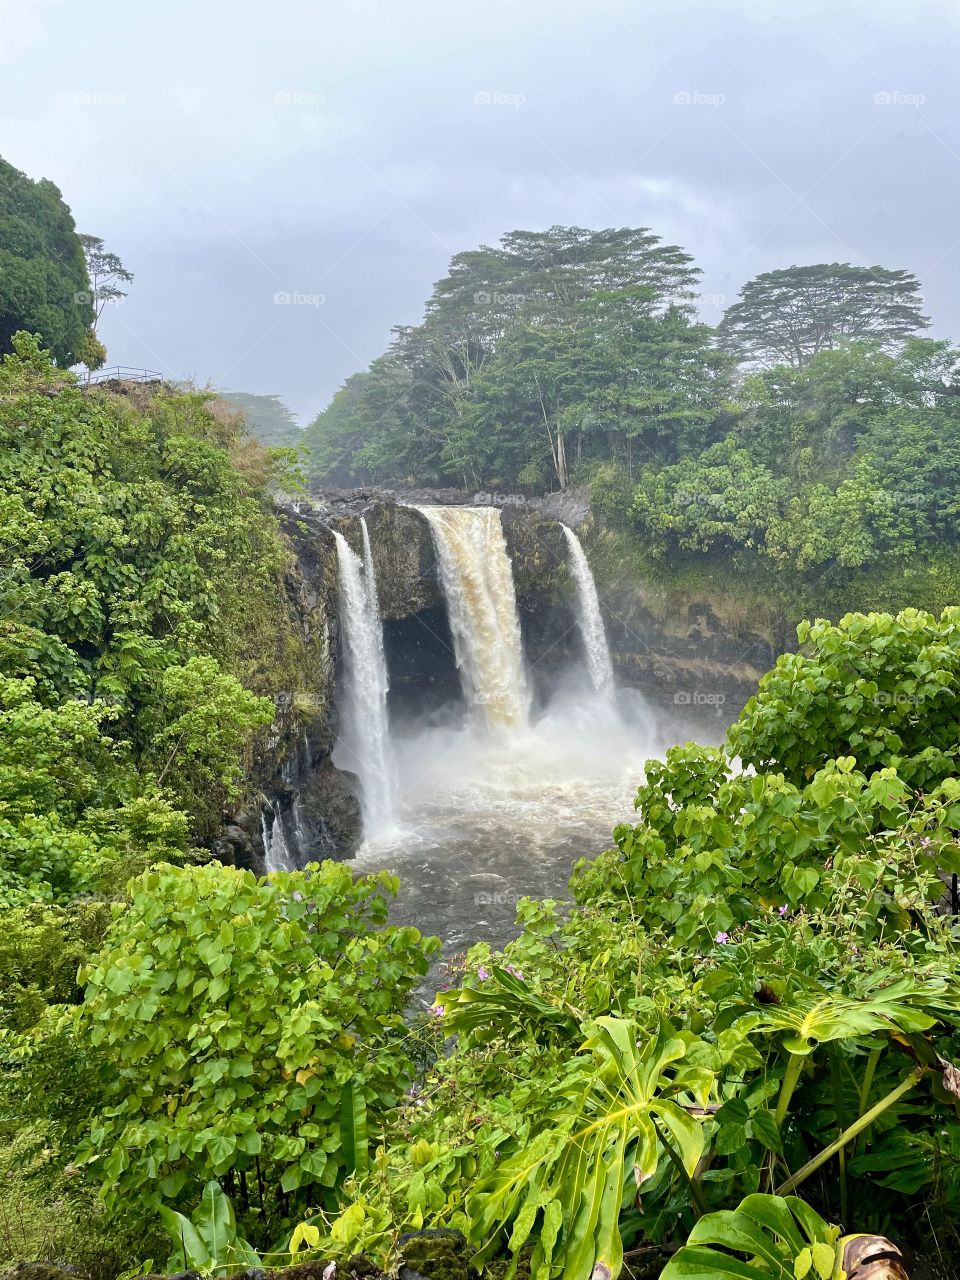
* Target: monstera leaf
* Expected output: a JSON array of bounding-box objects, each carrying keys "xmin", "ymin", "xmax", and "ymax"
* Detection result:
[
  {"xmin": 467, "ymin": 1018, "xmax": 713, "ymax": 1280},
  {"xmin": 440, "ymin": 965, "xmax": 581, "ymax": 1041},
  {"xmin": 738, "ymin": 976, "xmax": 940, "ymax": 1055},
  {"xmin": 661, "ymin": 1193, "xmax": 841, "ymax": 1279}
]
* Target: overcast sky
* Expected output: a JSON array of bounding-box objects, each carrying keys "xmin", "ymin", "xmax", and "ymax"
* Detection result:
[{"xmin": 3, "ymin": 0, "xmax": 959, "ymax": 421}]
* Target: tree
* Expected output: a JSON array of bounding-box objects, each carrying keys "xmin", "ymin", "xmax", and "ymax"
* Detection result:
[
  {"xmin": 302, "ymin": 225, "xmax": 706, "ymax": 490},
  {"xmin": 0, "ymin": 157, "xmax": 93, "ymax": 365},
  {"xmin": 78, "ymin": 233, "xmax": 133, "ymax": 333},
  {"xmin": 217, "ymin": 390, "xmax": 302, "ymax": 447},
  {"xmin": 75, "ymin": 329, "xmax": 106, "ymax": 373},
  {"xmin": 718, "ymin": 263, "xmax": 929, "ymax": 369}
]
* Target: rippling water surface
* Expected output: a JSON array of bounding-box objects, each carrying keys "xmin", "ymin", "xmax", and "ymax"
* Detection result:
[{"xmin": 353, "ymin": 687, "xmax": 710, "ymax": 996}]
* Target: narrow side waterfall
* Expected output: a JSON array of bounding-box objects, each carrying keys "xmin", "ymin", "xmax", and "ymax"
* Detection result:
[
  {"xmin": 333, "ymin": 520, "xmax": 395, "ymax": 831},
  {"xmin": 261, "ymin": 810, "xmax": 294, "ymax": 873},
  {"xmin": 417, "ymin": 506, "xmax": 530, "ymax": 729},
  {"xmin": 562, "ymin": 524, "xmax": 615, "ymax": 697}
]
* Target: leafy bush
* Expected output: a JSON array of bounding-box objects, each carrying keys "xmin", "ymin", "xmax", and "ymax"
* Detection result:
[{"xmin": 77, "ymin": 862, "xmax": 439, "ymax": 1241}]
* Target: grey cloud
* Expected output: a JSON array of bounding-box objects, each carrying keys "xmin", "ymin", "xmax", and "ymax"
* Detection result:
[{"xmin": 3, "ymin": 0, "xmax": 960, "ymax": 418}]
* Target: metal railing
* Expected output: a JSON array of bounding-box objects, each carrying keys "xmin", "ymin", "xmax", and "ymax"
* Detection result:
[{"xmin": 85, "ymin": 365, "xmax": 163, "ymax": 385}]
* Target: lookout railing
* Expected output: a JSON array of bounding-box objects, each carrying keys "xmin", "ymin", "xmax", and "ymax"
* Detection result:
[{"xmin": 85, "ymin": 366, "xmax": 163, "ymax": 385}]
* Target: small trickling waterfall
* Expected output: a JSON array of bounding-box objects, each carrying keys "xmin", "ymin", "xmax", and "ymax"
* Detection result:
[
  {"xmin": 417, "ymin": 506, "xmax": 530, "ymax": 729},
  {"xmin": 261, "ymin": 809, "xmax": 295, "ymax": 873},
  {"xmin": 561, "ymin": 524, "xmax": 615, "ymax": 697},
  {"xmin": 333, "ymin": 520, "xmax": 395, "ymax": 831}
]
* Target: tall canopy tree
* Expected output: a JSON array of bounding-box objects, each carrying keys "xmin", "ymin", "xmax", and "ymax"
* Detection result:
[
  {"xmin": 78, "ymin": 234, "xmax": 134, "ymax": 333},
  {"xmin": 303, "ymin": 225, "xmax": 715, "ymax": 489},
  {"xmin": 718, "ymin": 263, "xmax": 929, "ymax": 369},
  {"xmin": 0, "ymin": 157, "xmax": 93, "ymax": 365},
  {"xmin": 218, "ymin": 391, "xmax": 302, "ymax": 447}
]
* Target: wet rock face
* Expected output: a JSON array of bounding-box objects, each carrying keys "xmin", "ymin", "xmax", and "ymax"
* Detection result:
[
  {"xmin": 295, "ymin": 757, "xmax": 362, "ymax": 856},
  {"xmin": 603, "ymin": 588, "xmax": 777, "ymax": 716},
  {"xmin": 334, "ymin": 503, "xmax": 442, "ymax": 620}
]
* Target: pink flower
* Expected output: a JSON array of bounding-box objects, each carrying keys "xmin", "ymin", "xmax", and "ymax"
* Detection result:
[
  {"xmin": 477, "ymin": 965, "xmax": 491, "ymax": 981},
  {"xmin": 428, "ymin": 1004, "xmax": 444, "ymax": 1018},
  {"xmin": 715, "ymin": 931, "xmax": 730, "ymax": 944},
  {"xmin": 778, "ymin": 905, "xmax": 789, "ymax": 916},
  {"xmin": 504, "ymin": 964, "xmax": 524, "ymax": 979}
]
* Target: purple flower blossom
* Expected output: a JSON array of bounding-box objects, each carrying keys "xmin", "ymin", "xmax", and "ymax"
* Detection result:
[
  {"xmin": 504, "ymin": 963, "xmax": 524, "ymax": 980},
  {"xmin": 778, "ymin": 905, "xmax": 789, "ymax": 916},
  {"xmin": 921, "ymin": 837, "xmax": 932, "ymax": 847},
  {"xmin": 477, "ymin": 965, "xmax": 491, "ymax": 981},
  {"xmin": 715, "ymin": 931, "xmax": 730, "ymax": 944},
  {"xmin": 428, "ymin": 1004, "xmax": 444, "ymax": 1018}
]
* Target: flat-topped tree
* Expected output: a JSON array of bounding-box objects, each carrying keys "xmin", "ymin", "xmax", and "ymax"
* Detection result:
[{"xmin": 719, "ymin": 263, "xmax": 929, "ymax": 369}]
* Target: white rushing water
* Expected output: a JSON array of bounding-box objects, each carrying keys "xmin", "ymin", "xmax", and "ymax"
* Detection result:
[
  {"xmin": 329, "ymin": 506, "xmax": 713, "ymax": 982},
  {"xmin": 261, "ymin": 810, "xmax": 294, "ymax": 873},
  {"xmin": 416, "ymin": 505, "xmax": 530, "ymax": 729},
  {"xmin": 333, "ymin": 520, "xmax": 395, "ymax": 832},
  {"xmin": 561, "ymin": 524, "xmax": 615, "ymax": 697}
]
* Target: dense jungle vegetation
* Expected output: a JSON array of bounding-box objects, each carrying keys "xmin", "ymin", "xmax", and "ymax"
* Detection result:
[
  {"xmin": 302, "ymin": 228, "xmax": 960, "ymax": 623},
  {"xmin": 3, "ymin": 153, "xmax": 960, "ymax": 1279}
]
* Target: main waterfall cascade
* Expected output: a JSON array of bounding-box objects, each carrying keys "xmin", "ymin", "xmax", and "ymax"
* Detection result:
[
  {"xmin": 416, "ymin": 505, "xmax": 530, "ymax": 729},
  {"xmin": 561, "ymin": 524, "xmax": 615, "ymax": 697},
  {"xmin": 332, "ymin": 520, "xmax": 396, "ymax": 832}
]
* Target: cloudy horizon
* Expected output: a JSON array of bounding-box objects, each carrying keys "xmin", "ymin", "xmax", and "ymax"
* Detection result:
[{"xmin": 3, "ymin": 0, "xmax": 959, "ymax": 421}]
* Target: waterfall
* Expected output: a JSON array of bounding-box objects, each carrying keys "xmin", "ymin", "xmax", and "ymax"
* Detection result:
[
  {"xmin": 333, "ymin": 519, "xmax": 395, "ymax": 831},
  {"xmin": 417, "ymin": 506, "xmax": 530, "ymax": 729},
  {"xmin": 561, "ymin": 524, "xmax": 615, "ymax": 697},
  {"xmin": 261, "ymin": 810, "xmax": 295, "ymax": 873}
]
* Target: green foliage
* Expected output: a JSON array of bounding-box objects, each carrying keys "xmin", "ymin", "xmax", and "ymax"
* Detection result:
[
  {"xmin": 463, "ymin": 1018, "xmax": 711, "ymax": 1280},
  {"xmin": 0, "ymin": 334, "xmax": 306, "ymax": 839},
  {"xmin": 613, "ymin": 336, "xmax": 960, "ymax": 603},
  {"xmin": 144, "ymin": 656, "xmax": 275, "ymax": 832},
  {"xmin": 661, "ymin": 1194, "xmax": 841, "ymax": 1279},
  {"xmin": 729, "ymin": 607, "xmax": 960, "ymax": 789},
  {"xmin": 0, "ymin": 673, "xmax": 187, "ymax": 906},
  {"xmin": 294, "ymin": 603, "xmax": 960, "ymax": 1278},
  {"xmin": 0, "ymin": 157, "xmax": 93, "ymax": 365},
  {"xmin": 303, "ymin": 225, "xmax": 723, "ymax": 490},
  {"xmin": 718, "ymin": 263, "xmax": 929, "ymax": 369},
  {"xmin": 79, "ymin": 232, "xmax": 133, "ymax": 335},
  {"xmin": 160, "ymin": 1182, "xmax": 260, "ymax": 1276},
  {"xmin": 0, "ymin": 898, "xmax": 110, "ymax": 1031},
  {"xmin": 78, "ymin": 861, "xmax": 438, "ymax": 1237}
]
